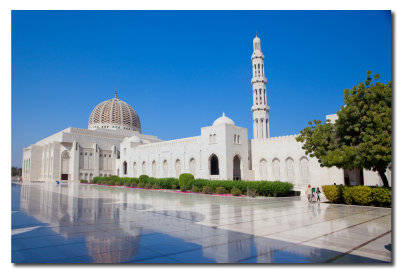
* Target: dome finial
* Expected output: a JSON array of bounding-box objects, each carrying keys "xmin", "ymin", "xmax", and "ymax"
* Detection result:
[
  {"xmin": 115, "ymin": 87, "xmax": 117, "ymax": 99},
  {"xmin": 256, "ymin": 31, "xmax": 257, "ymax": 38},
  {"xmin": 223, "ymin": 112, "xmax": 225, "ymax": 117}
]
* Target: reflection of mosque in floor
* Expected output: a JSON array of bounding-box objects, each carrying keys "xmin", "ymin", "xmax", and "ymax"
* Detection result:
[
  {"xmin": 18, "ymin": 183, "xmax": 360, "ymax": 263},
  {"xmin": 21, "ymin": 36, "xmax": 390, "ymax": 188}
]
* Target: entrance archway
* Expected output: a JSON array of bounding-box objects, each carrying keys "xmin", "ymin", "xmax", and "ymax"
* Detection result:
[
  {"xmin": 233, "ymin": 155, "xmax": 241, "ymax": 180},
  {"xmin": 61, "ymin": 151, "xmax": 70, "ymax": 180},
  {"xmin": 209, "ymin": 154, "xmax": 219, "ymax": 175},
  {"xmin": 123, "ymin": 161, "xmax": 127, "ymax": 175}
]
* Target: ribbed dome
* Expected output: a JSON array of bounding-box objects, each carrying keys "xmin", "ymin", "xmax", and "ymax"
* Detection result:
[{"xmin": 88, "ymin": 96, "xmax": 141, "ymax": 132}]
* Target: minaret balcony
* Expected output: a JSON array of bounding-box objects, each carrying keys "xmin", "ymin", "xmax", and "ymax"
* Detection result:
[
  {"xmin": 251, "ymin": 77, "xmax": 267, "ymax": 84},
  {"xmin": 251, "ymin": 105, "xmax": 270, "ymax": 112}
]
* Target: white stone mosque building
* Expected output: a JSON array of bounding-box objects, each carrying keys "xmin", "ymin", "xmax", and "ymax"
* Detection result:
[{"xmin": 22, "ymin": 36, "xmax": 390, "ymax": 189}]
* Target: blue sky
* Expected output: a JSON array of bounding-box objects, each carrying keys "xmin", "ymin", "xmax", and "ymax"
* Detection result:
[{"xmin": 11, "ymin": 10, "xmax": 391, "ymax": 167}]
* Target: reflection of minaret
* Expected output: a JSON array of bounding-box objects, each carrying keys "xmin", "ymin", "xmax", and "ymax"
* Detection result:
[{"xmin": 251, "ymin": 34, "xmax": 270, "ymax": 140}]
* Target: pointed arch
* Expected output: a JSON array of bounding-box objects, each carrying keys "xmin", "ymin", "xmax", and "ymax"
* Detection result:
[
  {"xmin": 272, "ymin": 158, "xmax": 280, "ymax": 180},
  {"xmin": 61, "ymin": 150, "xmax": 70, "ymax": 180},
  {"xmin": 175, "ymin": 159, "xmax": 181, "ymax": 178},
  {"xmin": 152, "ymin": 160, "xmax": 157, "ymax": 177},
  {"xmin": 189, "ymin": 158, "xmax": 196, "ymax": 176},
  {"xmin": 163, "ymin": 160, "xmax": 168, "ymax": 177},
  {"xmin": 233, "ymin": 154, "xmax": 241, "ymax": 180},
  {"xmin": 209, "ymin": 154, "xmax": 219, "ymax": 175},
  {"xmin": 133, "ymin": 162, "xmax": 137, "ymax": 177},
  {"xmin": 300, "ymin": 157, "xmax": 310, "ymax": 185},
  {"xmin": 123, "ymin": 161, "xmax": 127, "ymax": 175},
  {"xmin": 259, "ymin": 158, "xmax": 267, "ymax": 180},
  {"xmin": 142, "ymin": 161, "xmax": 146, "ymax": 175},
  {"xmin": 285, "ymin": 157, "xmax": 294, "ymax": 183}
]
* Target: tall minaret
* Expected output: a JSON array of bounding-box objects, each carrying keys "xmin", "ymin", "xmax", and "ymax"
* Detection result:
[{"xmin": 251, "ymin": 34, "xmax": 270, "ymax": 140}]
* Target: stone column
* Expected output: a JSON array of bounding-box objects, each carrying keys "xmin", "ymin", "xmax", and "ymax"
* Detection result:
[
  {"xmin": 70, "ymin": 141, "xmax": 80, "ymax": 181},
  {"xmin": 93, "ymin": 143, "xmax": 99, "ymax": 177}
]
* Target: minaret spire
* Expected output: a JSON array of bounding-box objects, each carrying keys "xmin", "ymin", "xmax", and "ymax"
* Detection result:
[
  {"xmin": 115, "ymin": 87, "xmax": 118, "ymax": 99},
  {"xmin": 251, "ymin": 35, "xmax": 270, "ymax": 140}
]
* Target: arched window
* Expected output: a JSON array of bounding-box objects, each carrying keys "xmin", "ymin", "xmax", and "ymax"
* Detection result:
[
  {"xmin": 163, "ymin": 160, "xmax": 168, "ymax": 177},
  {"xmin": 237, "ymin": 135, "xmax": 240, "ymax": 143},
  {"xmin": 189, "ymin": 158, "xmax": 196, "ymax": 176},
  {"xmin": 209, "ymin": 154, "xmax": 219, "ymax": 175},
  {"xmin": 175, "ymin": 159, "xmax": 181, "ymax": 178},
  {"xmin": 259, "ymin": 159, "xmax": 267, "ymax": 179},
  {"xmin": 123, "ymin": 161, "xmax": 127, "ymax": 175},
  {"xmin": 133, "ymin": 162, "xmax": 137, "ymax": 177},
  {"xmin": 272, "ymin": 158, "xmax": 280, "ymax": 180},
  {"xmin": 209, "ymin": 134, "xmax": 212, "ymax": 144},
  {"xmin": 142, "ymin": 161, "xmax": 146, "ymax": 175},
  {"xmin": 152, "ymin": 161, "xmax": 156, "ymax": 177},
  {"xmin": 213, "ymin": 134, "xmax": 217, "ymax": 143},
  {"xmin": 234, "ymin": 135, "xmax": 237, "ymax": 143},
  {"xmin": 300, "ymin": 157, "xmax": 310, "ymax": 185},
  {"xmin": 286, "ymin": 158, "xmax": 294, "ymax": 182}
]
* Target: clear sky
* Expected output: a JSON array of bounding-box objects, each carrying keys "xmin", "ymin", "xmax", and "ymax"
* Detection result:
[{"xmin": 11, "ymin": 10, "xmax": 391, "ymax": 167}]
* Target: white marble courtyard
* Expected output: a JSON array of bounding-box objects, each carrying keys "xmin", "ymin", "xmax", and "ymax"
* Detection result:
[{"xmin": 11, "ymin": 182, "xmax": 391, "ymax": 263}]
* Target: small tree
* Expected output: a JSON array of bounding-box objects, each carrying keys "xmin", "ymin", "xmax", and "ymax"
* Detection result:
[
  {"xmin": 296, "ymin": 71, "xmax": 391, "ymax": 187},
  {"xmin": 179, "ymin": 173, "xmax": 194, "ymax": 191}
]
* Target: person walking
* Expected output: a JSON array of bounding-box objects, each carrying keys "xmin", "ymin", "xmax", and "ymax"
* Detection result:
[
  {"xmin": 306, "ymin": 185, "xmax": 312, "ymax": 202},
  {"xmin": 316, "ymin": 187, "xmax": 321, "ymax": 202}
]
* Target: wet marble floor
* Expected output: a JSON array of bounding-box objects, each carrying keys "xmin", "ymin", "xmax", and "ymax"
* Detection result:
[{"xmin": 11, "ymin": 182, "xmax": 392, "ymax": 263}]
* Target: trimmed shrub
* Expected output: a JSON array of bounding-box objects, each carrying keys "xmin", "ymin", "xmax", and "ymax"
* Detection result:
[
  {"xmin": 144, "ymin": 183, "xmax": 152, "ymax": 189},
  {"xmin": 322, "ymin": 185, "xmax": 343, "ymax": 203},
  {"xmin": 139, "ymin": 175, "xmax": 149, "ymax": 184},
  {"xmin": 80, "ymin": 179, "xmax": 88, "ymax": 183},
  {"xmin": 202, "ymin": 186, "xmax": 213, "ymax": 194},
  {"xmin": 231, "ymin": 188, "xmax": 242, "ymax": 196},
  {"xmin": 343, "ymin": 186, "xmax": 373, "ymax": 206},
  {"xmin": 179, "ymin": 173, "xmax": 195, "ymax": 191},
  {"xmin": 372, "ymin": 187, "xmax": 391, "ymax": 207},
  {"xmin": 137, "ymin": 182, "xmax": 145, "ymax": 188},
  {"xmin": 215, "ymin": 187, "xmax": 226, "ymax": 194},
  {"xmin": 131, "ymin": 182, "xmax": 137, "ymax": 188},
  {"xmin": 191, "ymin": 186, "xmax": 201, "ymax": 193},
  {"xmin": 247, "ymin": 189, "xmax": 257, "ymax": 198},
  {"xmin": 171, "ymin": 184, "xmax": 177, "ymax": 190},
  {"xmin": 152, "ymin": 184, "xmax": 160, "ymax": 189}
]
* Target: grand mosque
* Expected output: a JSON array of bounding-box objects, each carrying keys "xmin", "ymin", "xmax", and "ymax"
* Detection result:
[{"xmin": 21, "ymin": 36, "xmax": 390, "ymax": 189}]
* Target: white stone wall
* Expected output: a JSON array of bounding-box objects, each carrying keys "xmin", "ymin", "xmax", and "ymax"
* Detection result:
[
  {"xmin": 251, "ymin": 135, "xmax": 344, "ymax": 191},
  {"xmin": 118, "ymin": 121, "xmax": 249, "ymax": 181}
]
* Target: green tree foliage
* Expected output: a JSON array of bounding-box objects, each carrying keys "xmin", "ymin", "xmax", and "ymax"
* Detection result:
[
  {"xmin": 11, "ymin": 167, "xmax": 22, "ymax": 177},
  {"xmin": 296, "ymin": 71, "xmax": 391, "ymax": 187}
]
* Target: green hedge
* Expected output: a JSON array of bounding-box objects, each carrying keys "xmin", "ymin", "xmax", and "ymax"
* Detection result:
[
  {"xmin": 322, "ymin": 185, "xmax": 391, "ymax": 207},
  {"xmin": 90, "ymin": 175, "xmax": 294, "ymax": 197},
  {"xmin": 190, "ymin": 179, "xmax": 293, "ymax": 197}
]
